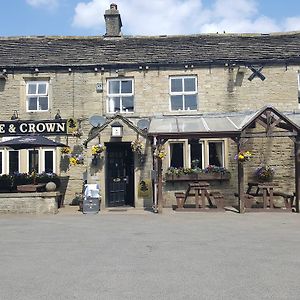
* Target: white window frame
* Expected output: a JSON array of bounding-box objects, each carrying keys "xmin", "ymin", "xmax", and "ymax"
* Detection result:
[
  {"xmin": 26, "ymin": 149, "xmax": 41, "ymax": 173},
  {"xmin": 169, "ymin": 76, "xmax": 198, "ymax": 111},
  {"xmin": 107, "ymin": 78, "xmax": 134, "ymax": 113},
  {"xmin": 26, "ymin": 81, "xmax": 49, "ymax": 112},
  {"xmin": 167, "ymin": 139, "xmax": 226, "ymax": 169},
  {"xmin": 189, "ymin": 141, "xmax": 205, "ymax": 169},
  {"xmin": 169, "ymin": 141, "xmax": 186, "ymax": 168},
  {"xmin": 7, "ymin": 150, "xmax": 20, "ymax": 174},
  {"xmin": 207, "ymin": 140, "xmax": 225, "ymax": 167},
  {"xmin": 0, "ymin": 150, "xmax": 4, "ymax": 175},
  {"xmin": 41, "ymin": 149, "xmax": 56, "ymax": 174}
]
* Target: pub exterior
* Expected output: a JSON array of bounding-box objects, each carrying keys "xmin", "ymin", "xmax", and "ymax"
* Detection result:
[{"xmin": 1, "ymin": 4, "xmax": 300, "ymax": 213}]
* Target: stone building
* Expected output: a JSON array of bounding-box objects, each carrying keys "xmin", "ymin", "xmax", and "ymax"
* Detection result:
[{"xmin": 0, "ymin": 4, "xmax": 300, "ymax": 211}]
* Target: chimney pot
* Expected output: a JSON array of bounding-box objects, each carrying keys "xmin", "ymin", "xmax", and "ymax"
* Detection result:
[{"xmin": 104, "ymin": 3, "xmax": 122, "ymax": 37}]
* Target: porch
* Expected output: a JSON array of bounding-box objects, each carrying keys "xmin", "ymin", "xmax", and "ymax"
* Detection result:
[{"xmin": 148, "ymin": 106, "xmax": 300, "ymax": 213}]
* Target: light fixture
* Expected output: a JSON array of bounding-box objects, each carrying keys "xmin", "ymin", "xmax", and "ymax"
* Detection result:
[
  {"xmin": 34, "ymin": 68, "xmax": 39, "ymax": 73},
  {"xmin": 11, "ymin": 110, "xmax": 19, "ymax": 120},
  {"xmin": 139, "ymin": 66, "xmax": 143, "ymax": 70},
  {"xmin": 68, "ymin": 68, "xmax": 72, "ymax": 73},
  {"xmin": 145, "ymin": 65, "xmax": 149, "ymax": 70},
  {"xmin": 111, "ymin": 121, "xmax": 123, "ymax": 137},
  {"xmin": 54, "ymin": 109, "xmax": 62, "ymax": 120},
  {"xmin": 116, "ymin": 69, "xmax": 125, "ymax": 76},
  {"xmin": 94, "ymin": 67, "xmax": 98, "ymax": 72},
  {"xmin": 0, "ymin": 69, "xmax": 7, "ymax": 79}
]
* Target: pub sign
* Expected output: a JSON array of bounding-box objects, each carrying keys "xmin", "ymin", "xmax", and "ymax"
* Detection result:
[{"xmin": 0, "ymin": 119, "xmax": 78, "ymax": 136}]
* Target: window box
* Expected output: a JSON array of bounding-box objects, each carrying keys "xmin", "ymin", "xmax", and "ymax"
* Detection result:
[
  {"xmin": 165, "ymin": 173, "xmax": 230, "ymax": 181},
  {"xmin": 17, "ymin": 184, "xmax": 46, "ymax": 192}
]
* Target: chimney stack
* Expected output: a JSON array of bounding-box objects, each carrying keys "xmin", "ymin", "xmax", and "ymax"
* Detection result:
[{"xmin": 104, "ymin": 3, "xmax": 122, "ymax": 37}]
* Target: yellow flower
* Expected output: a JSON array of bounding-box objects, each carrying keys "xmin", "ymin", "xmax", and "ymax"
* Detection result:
[{"xmin": 69, "ymin": 157, "xmax": 77, "ymax": 166}]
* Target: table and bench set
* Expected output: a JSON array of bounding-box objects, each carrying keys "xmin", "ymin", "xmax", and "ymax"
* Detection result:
[{"xmin": 174, "ymin": 181, "xmax": 295, "ymax": 212}]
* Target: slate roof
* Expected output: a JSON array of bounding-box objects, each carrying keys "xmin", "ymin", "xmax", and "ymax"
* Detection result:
[{"xmin": 1, "ymin": 32, "xmax": 300, "ymax": 69}]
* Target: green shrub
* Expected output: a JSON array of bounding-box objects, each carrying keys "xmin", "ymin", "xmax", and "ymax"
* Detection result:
[{"xmin": 0, "ymin": 174, "xmax": 12, "ymax": 191}]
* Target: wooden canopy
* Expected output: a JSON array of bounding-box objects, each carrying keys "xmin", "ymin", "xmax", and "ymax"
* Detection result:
[{"xmin": 148, "ymin": 106, "xmax": 300, "ymax": 213}]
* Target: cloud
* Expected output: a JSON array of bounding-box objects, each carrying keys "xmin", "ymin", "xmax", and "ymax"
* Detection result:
[
  {"xmin": 26, "ymin": 0, "xmax": 58, "ymax": 9},
  {"xmin": 284, "ymin": 17, "xmax": 300, "ymax": 31},
  {"xmin": 71, "ymin": 0, "xmax": 299, "ymax": 35}
]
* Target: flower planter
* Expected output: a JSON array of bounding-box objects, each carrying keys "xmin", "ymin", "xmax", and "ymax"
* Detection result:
[
  {"xmin": 165, "ymin": 173, "xmax": 230, "ymax": 182},
  {"xmin": 17, "ymin": 184, "xmax": 46, "ymax": 192}
]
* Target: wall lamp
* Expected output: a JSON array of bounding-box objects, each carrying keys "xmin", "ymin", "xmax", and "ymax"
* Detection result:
[
  {"xmin": 0, "ymin": 69, "xmax": 7, "ymax": 79},
  {"xmin": 11, "ymin": 110, "xmax": 19, "ymax": 120},
  {"xmin": 54, "ymin": 109, "xmax": 62, "ymax": 120}
]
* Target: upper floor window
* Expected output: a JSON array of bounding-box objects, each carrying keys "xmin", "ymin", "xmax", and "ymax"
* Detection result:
[
  {"xmin": 107, "ymin": 78, "xmax": 134, "ymax": 113},
  {"xmin": 169, "ymin": 76, "xmax": 197, "ymax": 111},
  {"xmin": 26, "ymin": 81, "xmax": 49, "ymax": 112}
]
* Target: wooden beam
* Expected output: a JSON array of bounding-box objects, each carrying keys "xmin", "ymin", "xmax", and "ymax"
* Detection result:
[
  {"xmin": 241, "ymin": 131, "xmax": 297, "ymax": 138},
  {"xmin": 295, "ymin": 138, "xmax": 300, "ymax": 213},
  {"xmin": 237, "ymin": 140, "xmax": 245, "ymax": 213},
  {"xmin": 157, "ymin": 156, "xmax": 163, "ymax": 213}
]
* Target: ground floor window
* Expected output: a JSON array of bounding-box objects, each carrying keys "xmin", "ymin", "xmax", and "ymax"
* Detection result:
[
  {"xmin": 28, "ymin": 149, "xmax": 39, "ymax": 173},
  {"xmin": 0, "ymin": 148, "xmax": 56, "ymax": 175},
  {"xmin": 0, "ymin": 151, "xmax": 3, "ymax": 174},
  {"xmin": 169, "ymin": 143, "xmax": 184, "ymax": 168},
  {"xmin": 44, "ymin": 150, "xmax": 55, "ymax": 173},
  {"xmin": 9, "ymin": 151, "xmax": 19, "ymax": 174},
  {"xmin": 208, "ymin": 141, "xmax": 224, "ymax": 167},
  {"xmin": 190, "ymin": 140, "xmax": 204, "ymax": 168},
  {"xmin": 167, "ymin": 139, "xmax": 226, "ymax": 168}
]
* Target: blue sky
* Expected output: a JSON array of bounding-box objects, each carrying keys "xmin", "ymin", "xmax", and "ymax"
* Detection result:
[{"xmin": 1, "ymin": 0, "xmax": 300, "ymax": 36}]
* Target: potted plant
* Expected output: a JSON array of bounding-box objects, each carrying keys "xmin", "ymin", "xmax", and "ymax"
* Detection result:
[
  {"xmin": 69, "ymin": 154, "xmax": 84, "ymax": 166},
  {"xmin": 131, "ymin": 139, "xmax": 144, "ymax": 155},
  {"xmin": 235, "ymin": 150, "xmax": 252, "ymax": 162},
  {"xmin": 61, "ymin": 146, "xmax": 71, "ymax": 155},
  {"xmin": 92, "ymin": 143, "xmax": 106, "ymax": 156},
  {"xmin": 154, "ymin": 145, "xmax": 167, "ymax": 160},
  {"xmin": 165, "ymin": 165, "xmax": 230, "ymax": 181},
  {"xmin": 254, "ymin": 165, "xmax": 275, "ymax": 182}
]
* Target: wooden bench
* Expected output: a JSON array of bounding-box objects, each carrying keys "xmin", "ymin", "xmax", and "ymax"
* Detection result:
[
  {"xmin": 175, "ymin": 192, "xmax": 185, "ymax": 209},
  {"xmin": 208, "ymin": 191, "xmax": 225, "ymax": 210},
  {"xmin": 247, "ymin": 191, "xmax": 294, "ymax": 209},
  {"xmin": 175, "ymin": 189, "xmax": 225, "ymax": 211}
]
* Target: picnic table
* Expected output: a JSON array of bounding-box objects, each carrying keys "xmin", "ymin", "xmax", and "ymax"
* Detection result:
[
  {"xmin": 175, "ymin": 181, "xmax": 225, "ymax": 211},
  {"xmin": 246, "ymin": 181, "xmax": 294, "ymax": 211}
]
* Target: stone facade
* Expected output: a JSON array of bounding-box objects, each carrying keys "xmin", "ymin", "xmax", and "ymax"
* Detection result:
[
  {"xmin": 0, "ymin": 64, "xmax": 300, "ymax": 208},
  {"xmin": 1, "ymin": 5, "xmax": 300, "ymax": 210}
]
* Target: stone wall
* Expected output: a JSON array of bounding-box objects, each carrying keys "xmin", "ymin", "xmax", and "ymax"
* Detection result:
[{"xmin": 0, "ymin": 192, "xmax": 60, "ymax": 214}]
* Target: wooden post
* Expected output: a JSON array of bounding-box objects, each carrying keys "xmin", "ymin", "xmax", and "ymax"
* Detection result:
[
  {"xmin": 157, "ymin": 157, "xmax": 163, "ymax": 213},
  {"xmin": 237, "ymin": 140, "xmax": 245, "ymax": 213},
  {"xmin": 294, "ymin": 138, "xmax": 300, "ymax": 213}
]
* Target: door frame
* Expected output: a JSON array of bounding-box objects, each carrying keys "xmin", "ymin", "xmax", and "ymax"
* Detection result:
[{"xmin": 105, "ymin": 142, "xmax": 135, "ymax": 207}]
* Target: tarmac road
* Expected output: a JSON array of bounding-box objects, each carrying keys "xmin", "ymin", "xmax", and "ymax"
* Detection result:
[{"xmin": 0, "ymin": 209, "xmax": 300, "ymax": 300}]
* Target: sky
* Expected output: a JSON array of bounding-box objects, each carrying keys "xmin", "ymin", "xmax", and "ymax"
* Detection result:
[{"xmin": 1, "ymin": 0, "xmax": 300, "ymax": 37}]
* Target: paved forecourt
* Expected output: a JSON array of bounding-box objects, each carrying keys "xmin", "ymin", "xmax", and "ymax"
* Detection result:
[{"xmin": 0, "ymin": 210, "xmax": 300, "ymax": 300}]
